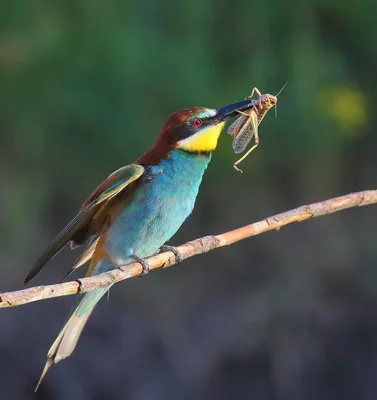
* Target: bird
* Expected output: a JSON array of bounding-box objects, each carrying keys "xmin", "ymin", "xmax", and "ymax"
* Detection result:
[{"xmin": 25, "ymin": 98, "xmax": 256, "ymax": 390}]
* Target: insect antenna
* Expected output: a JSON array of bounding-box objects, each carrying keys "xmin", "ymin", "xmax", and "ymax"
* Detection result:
[
  {"xmin": 275, "ymin": 81, "xmax": 288, "ymax": 97},
  {"xmin": 274, "ymin": 81, "xmax": 288, "ymax": 119}
]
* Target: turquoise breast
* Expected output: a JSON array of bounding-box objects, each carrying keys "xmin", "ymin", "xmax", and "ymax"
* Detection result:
[{"xmin": 104, "ymin": 149, "xmax": 211, "ymax": 266}]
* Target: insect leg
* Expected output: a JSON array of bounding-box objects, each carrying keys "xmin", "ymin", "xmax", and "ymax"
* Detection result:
[
  {"xmin": 233, "ymin": 130, "xmax": 260, "ymax": 173},
  {"xmin": 249, "ymin": 87, "xmax": 262, "ymax": 99},
  {"xmin": 236, "ymin": 110, "xmax": 250, "ymax": 117}
]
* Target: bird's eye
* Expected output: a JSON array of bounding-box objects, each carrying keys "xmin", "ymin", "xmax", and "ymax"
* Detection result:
[{"xmin": 192, "ymin": 118, "xmax": 202, "ymax": 128}]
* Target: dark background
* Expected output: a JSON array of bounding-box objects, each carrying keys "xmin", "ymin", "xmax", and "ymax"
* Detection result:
[{"xmin": 1, "ymin": 1, "xmax": 377, "ymax": 399}]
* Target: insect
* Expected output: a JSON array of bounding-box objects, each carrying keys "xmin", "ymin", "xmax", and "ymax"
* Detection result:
[{"xmin": 228, "ymin": 84, "xmax": 286, "ymax": 172}]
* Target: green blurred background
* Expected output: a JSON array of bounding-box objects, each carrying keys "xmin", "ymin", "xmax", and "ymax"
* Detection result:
[{"xmin": 1, "ymin": 1, "xmax": 377, "ymax": 399}]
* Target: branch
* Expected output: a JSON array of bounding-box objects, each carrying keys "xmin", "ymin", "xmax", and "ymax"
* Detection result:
[{"xmin": 1, "ymin": 189, "xmax": 376, "ymax": 308}]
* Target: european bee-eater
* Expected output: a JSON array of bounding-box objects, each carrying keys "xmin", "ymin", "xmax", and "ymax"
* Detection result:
[{"xmin": 25, "ymin": 98, "xmax": 256, "ymax": 389}]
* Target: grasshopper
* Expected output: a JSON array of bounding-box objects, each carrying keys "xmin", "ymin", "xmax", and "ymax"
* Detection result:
[{"xmin": 228, "ymin": 85, "xmax": 285, "ymax": 172}]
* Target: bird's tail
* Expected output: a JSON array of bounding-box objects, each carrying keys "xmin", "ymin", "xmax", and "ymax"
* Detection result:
[{"xmin": 35, "ymin": 286, "xmax": 110, "ymax": 391}]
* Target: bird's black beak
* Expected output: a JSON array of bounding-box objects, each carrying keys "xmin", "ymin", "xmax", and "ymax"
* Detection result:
[{"xmin": 215, "ymin": 99, "xmax": 254, "ymax": 123}]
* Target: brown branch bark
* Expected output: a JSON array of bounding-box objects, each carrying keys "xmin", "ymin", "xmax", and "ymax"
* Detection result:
[{"xmin": 1, "ymin": 189, "xmax": 376, "ymax": 309}]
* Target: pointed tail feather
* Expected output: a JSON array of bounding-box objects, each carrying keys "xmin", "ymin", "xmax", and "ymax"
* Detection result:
[
  {"xmin": 60, "ymin": 238, "xmax": 99, "ymax": 282},
  {"xmin": 74, "ymin": 238, "xmax": 98, "ymax": 272},
  {"xmin": 35, "ymin": 287, "xmax": 109, "ymax": 391}
]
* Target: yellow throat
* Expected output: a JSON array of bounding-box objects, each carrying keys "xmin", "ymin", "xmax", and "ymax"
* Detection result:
[{"xmin": 178, "ymin": 123, "xmax": 225, "ymax": 152}]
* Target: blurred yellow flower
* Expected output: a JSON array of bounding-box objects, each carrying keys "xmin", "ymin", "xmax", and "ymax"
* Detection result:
[{"xmin": 318, "ymin": 86, "xmax": 368, "ymax": 136}]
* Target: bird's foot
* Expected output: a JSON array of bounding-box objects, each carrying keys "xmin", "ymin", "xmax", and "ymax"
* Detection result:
[
  {"xmin": 131, "ymin": 254, "xmax": 150, "ymax": 276},
  {"xmin": 160, "ymin": 245, "xmax": 183, "ymax": 264}
]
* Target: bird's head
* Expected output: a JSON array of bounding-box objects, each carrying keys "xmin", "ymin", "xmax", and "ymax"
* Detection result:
[
  {"xmin": 158, "ymin": 99, "xmax": 256, "ymax": 153},
  {"xmin": 136, "ymin": 99, "xmax": 256, "ymax": 165}
]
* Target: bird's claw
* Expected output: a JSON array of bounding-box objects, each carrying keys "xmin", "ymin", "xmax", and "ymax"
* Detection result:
[
  {"xmin": 160, "ymin": 245, "xmax": 183, "ymax": 264},
  {"xmin": 131, "ymin": 254, "xmax": 150, "ymax": 276}
]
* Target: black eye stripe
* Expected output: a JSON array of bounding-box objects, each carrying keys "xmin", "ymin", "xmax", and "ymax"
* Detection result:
[
  {"xmin": 171, "ymin": 125, "xmax": 193, "ymax": 141},
  {"xmin": 169, "ymin": 115, "xmax": 214, "ymax": 143}
]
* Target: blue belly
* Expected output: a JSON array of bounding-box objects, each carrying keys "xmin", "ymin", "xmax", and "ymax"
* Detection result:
[{"xmin": 103, "ymin": 149, "xmax": 210, "ymax": 268}]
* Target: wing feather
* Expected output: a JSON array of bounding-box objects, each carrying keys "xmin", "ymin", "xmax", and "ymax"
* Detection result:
[{"xmin": 24, "ymin": 164, "xmax": 144, "ymax": 283}]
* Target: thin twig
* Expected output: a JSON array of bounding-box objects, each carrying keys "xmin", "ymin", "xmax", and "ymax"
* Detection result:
[{"xmin": 1, "ymin": 189, "xmax": 376, "ymax": 308}]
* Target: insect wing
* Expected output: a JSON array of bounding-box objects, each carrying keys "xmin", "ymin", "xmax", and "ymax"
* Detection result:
[
  {"xmin": 227, "ymin": 115, "xmax": 245, "ymax": 137},
  {"xmin": 232, "ymin": 111, "xmax": 258, "ymax": 154}
]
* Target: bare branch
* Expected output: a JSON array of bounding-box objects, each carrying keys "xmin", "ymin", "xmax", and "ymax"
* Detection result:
[{"xmin": 1, "ymin": 189, "xmax": 376, "ymax": 309}]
